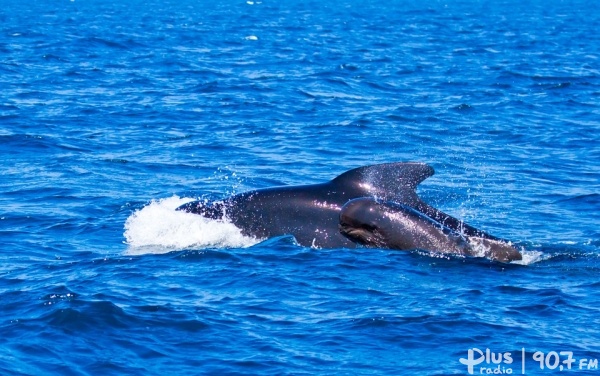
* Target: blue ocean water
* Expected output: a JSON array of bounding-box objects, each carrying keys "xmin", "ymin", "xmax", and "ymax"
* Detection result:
[{"xmin": 1, "ymin": 0, "xmax": 599, "ymax": 374}]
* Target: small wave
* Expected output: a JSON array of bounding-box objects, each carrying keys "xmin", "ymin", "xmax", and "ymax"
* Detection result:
[
  {"xmin": 556, "ymin": 193, "xmax": 600, "ymax": 205},
  {"xmin": 123, "ymin": 196, "xmax": 258, "ymax": 255}
]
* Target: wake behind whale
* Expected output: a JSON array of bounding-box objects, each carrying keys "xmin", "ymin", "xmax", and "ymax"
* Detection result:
[{"xmin": 123, "ymin": 196, "xmax": 258, "ymax": 255}]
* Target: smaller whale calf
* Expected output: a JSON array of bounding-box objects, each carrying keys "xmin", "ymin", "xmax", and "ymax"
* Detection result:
[{"xmin": 339, "ymin": 198, "xmax": 522, "ymax": 263}]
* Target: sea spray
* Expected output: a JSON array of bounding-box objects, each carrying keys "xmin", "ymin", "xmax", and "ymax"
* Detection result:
[{"xmin": 123, "ymin": 196, "xmax": 258, "ymax": 255}]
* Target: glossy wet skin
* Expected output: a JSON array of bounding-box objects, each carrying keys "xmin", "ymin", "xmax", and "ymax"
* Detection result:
[
  {"xmin": 339, "ymin": 198, "xmax": 522, "ymax": 262},
  {"xmin": 178, "ymin": 162, "xmax": 522, "ymax": 261},
  {"xmin": 178, "ymin": 162, "xmax": 441, "ymax": 248},
  {"xmin": 339, "ymin": 198, "xmax": 472, "ymax": 255}
]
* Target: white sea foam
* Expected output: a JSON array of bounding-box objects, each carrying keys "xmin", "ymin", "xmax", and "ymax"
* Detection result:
[
  {"xmin": 123, "ymin": 196, "xmax": 259, "ymax": 255},
  {"xmin": 512, "ymin": 249, "xmax": 548, "ymax": 265}
]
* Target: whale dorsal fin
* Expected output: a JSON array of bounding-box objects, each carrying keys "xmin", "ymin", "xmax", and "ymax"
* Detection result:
[{"xmin": 332, "ymin": 162, "xmax": 434, "ymax": 203}]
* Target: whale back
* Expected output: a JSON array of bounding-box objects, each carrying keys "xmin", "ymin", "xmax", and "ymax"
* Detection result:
[{"xmin": 177, "ymin": 162, "xmax": 505, "ymax": 247}]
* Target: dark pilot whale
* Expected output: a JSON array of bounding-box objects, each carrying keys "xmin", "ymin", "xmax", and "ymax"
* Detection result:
[
  {"xmin": 339, "ymin": 198, "xmax": 521, "ymax": 262},
  {"xmin": 177, "ymin": 162, "xmax": 521, "ymax": 261}
]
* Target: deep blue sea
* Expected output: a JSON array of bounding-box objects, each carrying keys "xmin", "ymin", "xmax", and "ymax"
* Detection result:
[{"xmin": 1, "ymin": 0, "xmax": 599, "ymax": 374}]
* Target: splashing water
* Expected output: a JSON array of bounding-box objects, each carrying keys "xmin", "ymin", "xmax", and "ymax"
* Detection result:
[{"xmin": 123, "ymin": 196, "xmax": 259, "ymax": 255}]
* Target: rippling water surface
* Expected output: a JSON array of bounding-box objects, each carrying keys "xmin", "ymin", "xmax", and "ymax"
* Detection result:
[{"xmin": 1, "ymin": 0, "xmax": 599, "ymax": 374}]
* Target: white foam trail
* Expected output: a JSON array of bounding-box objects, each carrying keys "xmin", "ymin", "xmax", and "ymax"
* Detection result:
[{"xmin": 123, "ymin": 196, "xmax": 259, "ymax": 255}]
